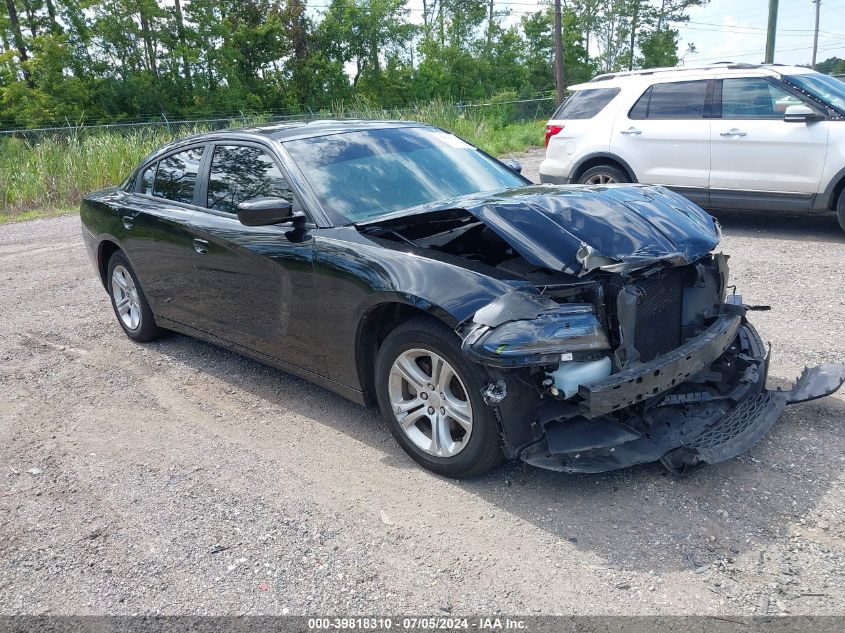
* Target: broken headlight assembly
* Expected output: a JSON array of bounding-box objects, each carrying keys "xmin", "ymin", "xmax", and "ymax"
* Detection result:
[{"xmin": 461, "ymin": 304, "xmax": 611, "ymax": 368}]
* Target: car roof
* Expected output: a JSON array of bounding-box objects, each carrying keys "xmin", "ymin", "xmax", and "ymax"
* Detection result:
[
  {"xmin": 133, "ymin": 119, "xmax": 435, "ymax": 178},
  {"xmin": 173, "ymin": 119, "xmax": 424, "ymax": 146},
  {"xmin": 568, "ymin": 63, "xmax": 816, "ymax": 91}
]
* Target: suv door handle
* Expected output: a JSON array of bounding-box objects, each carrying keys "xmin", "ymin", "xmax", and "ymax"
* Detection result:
[
  {"xmin": 720, "ymin": 128, "xmax": 747, "ymax": 137},
  {"xmin": 193, "ymin": 239, "xmax": 209, "ymax": 254},
  {"xmin": 620, "ymin": 127, "xmax": 642, "ymax": 135}
]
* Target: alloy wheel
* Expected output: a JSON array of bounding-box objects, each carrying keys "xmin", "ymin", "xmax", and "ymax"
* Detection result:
[
  {"xmin": 584, "ymin": 173, "xmax": 617, "ymax": 184},
  {"xmin": 388, "ymin": 348, "xmax": 473, "ymax": 457},
  {"xmin": 111, "ymin": 265, "xmax": 142, "ymax": 331}
]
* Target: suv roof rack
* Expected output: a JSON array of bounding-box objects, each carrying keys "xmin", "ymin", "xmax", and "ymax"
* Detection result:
[{"xmin": 588, "ymin": 62, "xmax": 762, "ymax": 83}]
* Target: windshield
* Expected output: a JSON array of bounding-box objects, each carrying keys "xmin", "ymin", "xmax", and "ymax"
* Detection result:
[
  {"xmin": 284, "ymin": 126, "xmax": 526, "ymax": 224},
  {"xmin": 785, "ymin": 73, "xmax": 845, "ymax": 113}
]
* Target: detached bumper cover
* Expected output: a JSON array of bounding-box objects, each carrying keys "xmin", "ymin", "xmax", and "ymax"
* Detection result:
[{"xmin": 521, "ymin": 320, "xmax": 845, "ymax": 473}]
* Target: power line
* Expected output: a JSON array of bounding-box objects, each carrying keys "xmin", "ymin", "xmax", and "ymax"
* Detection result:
[
  {"xmin": 688, "ymin": 41, "xmax": 844, "ymax": 63},
  {"xmin": 681, "ymin": 19, "xmax": 842, "ymax": 37}
]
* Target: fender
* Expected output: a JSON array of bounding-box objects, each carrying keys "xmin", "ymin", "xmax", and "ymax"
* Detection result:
[{"xmin": 815, "ymin": 165, "xmax": 845, "ymax": 211}]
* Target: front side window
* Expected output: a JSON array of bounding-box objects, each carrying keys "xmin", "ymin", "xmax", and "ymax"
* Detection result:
[
  {"xmin": 284, "ymin": 126, "xmax": 525, "ymax": 224},
  {"xmin": 630, "ymin": 80, "xmax": 708, "ymax": 120},
  {"xmin": 553, "ymin": 88, "xmax": 620, "ymax": 119},
  {"xmin": 207, "ymin": 145, "xmax": 291, "ymax": 214},
  {"xmin": 722, "ymin": 77, "xmax": 801, "ymax": 119},
  {"xmin": 784, "ymin": 72, "xmax": 845, "ymax": 113},
  {"xmin": 153, "ymin": 147, "xmax": 204, "ymax": 204}
]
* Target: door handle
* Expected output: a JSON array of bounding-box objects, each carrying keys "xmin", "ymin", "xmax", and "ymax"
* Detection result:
[
  {"xmin": 620, "ymin": 127, "xmax": 642, "ymax": 135},
  {"xmin": 193, "ymin": 239, "xmax": 209, "ymax": 254},
  {"xmin": 720, "ymin": 128, "xmax": 747, "ymax": 137},
  {"xmin": 122, "ymin": 215, "xmax": 134, "ymax": 230}
]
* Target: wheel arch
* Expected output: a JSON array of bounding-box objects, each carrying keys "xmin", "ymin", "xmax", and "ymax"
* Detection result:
[
  {"xmin": 824, "ymin": 167, "xmax": 845, "ymax": 211},
  {"xmin": 97, "ymin": 240, "xmax": 122, "ymax": 289},
  {"xmin": 570, "ymin": 153, "xmax": 638, "ymax": 183},
  {"xmin": 354, "ymin": 300, "xmax": 459, "ymax": 408}
]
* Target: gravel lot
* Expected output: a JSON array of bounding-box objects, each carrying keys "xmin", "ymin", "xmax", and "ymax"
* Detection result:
[{"xmin": 1, "ymin": 150, "xmax": 844, "ymax": 615}]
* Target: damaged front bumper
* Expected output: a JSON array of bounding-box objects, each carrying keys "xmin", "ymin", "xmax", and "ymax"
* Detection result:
[
  {"xmin": 519, "ymin": 318, "xmax": 844, "ymax": 473},
  {"xmin": 466, "ymin": 302, "xmax": 845, "ymax": 474}
]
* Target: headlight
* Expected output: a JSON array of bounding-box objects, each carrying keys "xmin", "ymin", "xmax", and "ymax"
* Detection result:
[{"xmin": 462, "ymin": 304, "xmax": 610, "ymax": 368}]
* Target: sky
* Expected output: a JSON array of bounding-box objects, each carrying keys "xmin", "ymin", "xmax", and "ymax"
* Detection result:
[
  {"xmin": 677, "ymin": 0, "xmax": 845, "ymax": 66},
  {"xmin": 391, "ymin": 0, "xmax": 845, "ymax": 69}
]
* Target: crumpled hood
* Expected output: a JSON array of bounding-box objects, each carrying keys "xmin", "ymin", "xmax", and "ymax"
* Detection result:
[
  {"xmin": 411, "ymin": 184, "xmax": 720, "ymax": 275},
  {"xmin": 461, "ymin": 184, "xmax": 720, "ymax": 275}
]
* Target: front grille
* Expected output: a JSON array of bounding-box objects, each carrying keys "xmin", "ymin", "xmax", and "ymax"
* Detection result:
[{"xmin": 634, "ymin": 272, "xmax": 684, "ymax": 361}]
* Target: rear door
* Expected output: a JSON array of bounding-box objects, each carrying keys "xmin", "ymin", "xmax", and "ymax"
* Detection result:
[
  {"xmin": 187, "ymin": 142, "xmax": 324, "ymax": 375},
  {"xmin": 612, "ymin": 79, "xmax": 712, "ymax": 205},
  {"xmin": 119, "ymin": 145, "xmax": 206, "ymax": 325},
  {"xmin": 709, "ymin": 76, "xmax": 829, "ymax": 205}
]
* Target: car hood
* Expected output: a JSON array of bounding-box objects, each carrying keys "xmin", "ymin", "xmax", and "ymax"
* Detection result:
[{"xmin": 362, "ymin": 184, "xmax": 721, "ymax": 276}]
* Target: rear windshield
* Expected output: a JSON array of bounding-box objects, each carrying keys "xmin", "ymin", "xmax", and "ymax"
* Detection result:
[{"xmin": 552, "ymin": 88, "xmax": 620, "ymax": 120}]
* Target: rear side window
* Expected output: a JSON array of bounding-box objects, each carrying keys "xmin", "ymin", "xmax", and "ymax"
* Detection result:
[
  {"xmin": 722, "ymin": 77, "xmax": 801, "ymax": 119},
  {"xmin": 553, "ymin": 88, "xmax": 620, "ymax": 119},
  {"xmin": 206, "ymin": 145, "xmax": 291, "ymax": 214},
  {"xmin": 629, "ymin": 80, "xmax": 708, "ymax": 119},
  {"xmin": 153, "ymin": 147, "xmax": 204, "ymax": 204},
  {"xmin": 140, "ymin": 163, "xmax": 156, "ymax": 195}
]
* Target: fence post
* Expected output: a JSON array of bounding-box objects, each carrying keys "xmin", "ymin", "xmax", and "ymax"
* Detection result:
[{"xmin": 162, "ymin": 112, "xmax": 171, "ymax": 133}]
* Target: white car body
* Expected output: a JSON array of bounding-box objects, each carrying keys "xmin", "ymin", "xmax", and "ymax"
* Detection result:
[{"xmin": 539, "ymin": 63, "xmax": 845, "ymax": 223}]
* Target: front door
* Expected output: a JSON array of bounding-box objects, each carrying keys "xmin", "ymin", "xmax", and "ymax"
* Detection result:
[
  {"xmin": 709, "ymin": 76, "xmax": 829, "ymax": 203},
  {"xmin": 187, "ymin": 143, "xmax": 325, "ymax": 376}
]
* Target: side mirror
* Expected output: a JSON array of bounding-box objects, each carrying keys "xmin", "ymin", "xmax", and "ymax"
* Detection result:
[
  {"xmin": 784, "ymin": 104, "xmax": 823, "ymax": 123},
  {"xmin": 236, "ymin": 196, "xmax": 294, "ymax": 226},
  {"xmin": 501, "ymin": 159, "xmax": 523, "ymax": 174}
]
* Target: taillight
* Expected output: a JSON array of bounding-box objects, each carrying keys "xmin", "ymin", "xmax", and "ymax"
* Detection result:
[{"xmin": 544, "ymin": 124, "xmax": 564, "ymax": 147}]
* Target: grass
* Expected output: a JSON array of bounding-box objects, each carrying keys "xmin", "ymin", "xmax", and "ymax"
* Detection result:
[
  {"xmin": 0, "ymin": 102, "xmax": 545, "ymax": 223},
  {"xmin": 0, "ymin": 206, "xmax": 76, "ymax": 225}
]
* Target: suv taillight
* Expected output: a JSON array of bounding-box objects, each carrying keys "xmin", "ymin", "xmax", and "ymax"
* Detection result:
[{"xmin": 545, "ymin": 124, "xmax": 564, "ymax": 147}]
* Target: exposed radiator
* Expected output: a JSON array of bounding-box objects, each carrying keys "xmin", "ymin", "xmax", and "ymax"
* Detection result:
[{"xmin": 634, "ymin": 271, "xmax": 684, "ymax": 362}]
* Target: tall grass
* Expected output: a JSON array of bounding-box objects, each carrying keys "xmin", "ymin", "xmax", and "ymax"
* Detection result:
[{"xmin": 0, "ymin": 102, "xmax": 544, "ymax": 221}]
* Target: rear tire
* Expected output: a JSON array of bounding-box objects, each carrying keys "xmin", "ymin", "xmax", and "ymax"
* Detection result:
[
  {"xmin": 837, "ymin": 192, "xmax": 845, "ymax": 233},
  {"xmin": 577, "ymin": 164, "xmax": 629, "ymax": 185},
  {"xmin": 107, "ymin": 251, "xmax": 162, "ymax": 342},
  {"xmin": 374, "ymin": 316, "xmax": 504, "ymax": 478}
]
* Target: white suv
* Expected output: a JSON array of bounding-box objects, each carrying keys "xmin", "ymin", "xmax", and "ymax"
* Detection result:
[{"xmin": 539, "ymin": 63, "xmax": 845, "ymax": 231}]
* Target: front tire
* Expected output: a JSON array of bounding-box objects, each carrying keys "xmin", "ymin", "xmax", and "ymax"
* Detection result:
[
  {"xmin": 375, "ymin": 317, "xmax": 504, "ymax": 478},
  {"xmin": 577, "ymin": 164, "xmax": 629, "ymax": 185},
  {"xmin": 107, "ymin": 251, "xmax": 162, "ymax": 342}
]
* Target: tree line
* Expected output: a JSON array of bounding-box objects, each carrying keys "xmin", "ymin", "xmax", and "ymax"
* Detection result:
[{"xmin": 0, "ymin": 1, "xmax": 707, "ymax": 128}]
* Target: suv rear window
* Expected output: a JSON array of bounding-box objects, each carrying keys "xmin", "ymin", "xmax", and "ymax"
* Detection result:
[
  {"xmin": 629, "ymin": 80, "xmax": 708, "ymax": 120},
  {"xmin": 552, "ymin": 88, "xmax": 620, "ymax": 119}
]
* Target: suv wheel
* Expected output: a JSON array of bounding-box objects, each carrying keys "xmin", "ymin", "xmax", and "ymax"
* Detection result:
[
  {"xmin": 374, "ymin": 317, "xmax": 504, "ymax": 478},
  {"xmin": 837, "ymin": 192, "xmax": 845, "ymax": 233},
  {"xmin": 577, "ymin": 164, "xmax": 629, "ymax": 185}
]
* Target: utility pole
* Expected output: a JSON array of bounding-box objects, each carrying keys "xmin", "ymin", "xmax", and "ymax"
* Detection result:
[
  {"xmin": 764, "ymin": 0, "xmax": 779, "ymax": 63},
  {"xmin": 554, "ymin": 0, "xmax": 565, "ymax": 103},
  {"xmin": 812, "ymin": 0, "xmax": 821, "ymax": 69}
]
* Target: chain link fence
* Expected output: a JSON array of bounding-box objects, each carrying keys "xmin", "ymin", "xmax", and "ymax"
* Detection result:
[{"xmin": 0, "ymin": 95, "xmax": 559, "ymax": 140}]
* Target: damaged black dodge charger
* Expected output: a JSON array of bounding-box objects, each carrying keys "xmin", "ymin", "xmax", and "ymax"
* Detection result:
[{"xmin": 81, "ymin": 120, "xmax": 845, "ymax": 478}]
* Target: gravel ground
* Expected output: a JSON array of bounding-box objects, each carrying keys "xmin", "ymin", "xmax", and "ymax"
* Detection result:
[{"xmin": 1, "ymin": 150, "xmax": 844, "ymax": 615}]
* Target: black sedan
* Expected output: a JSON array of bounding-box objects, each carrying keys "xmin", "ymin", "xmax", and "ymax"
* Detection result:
[{"xmin": 81, "ymin": 120, "xmax": 845, "ymax": 478}]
